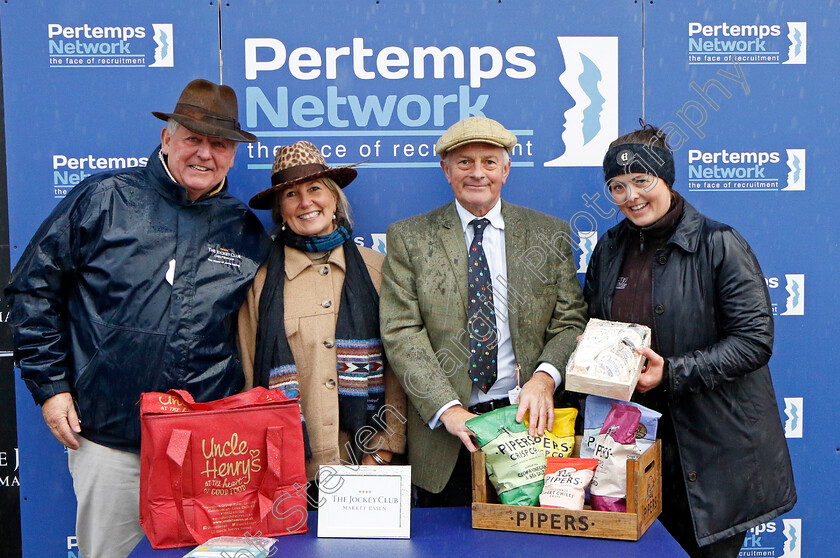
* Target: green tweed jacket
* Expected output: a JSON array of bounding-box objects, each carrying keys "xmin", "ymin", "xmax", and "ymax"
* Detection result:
[{"xmin": 380, "ymin": 201, "xmax": 588, "ymax": 493}]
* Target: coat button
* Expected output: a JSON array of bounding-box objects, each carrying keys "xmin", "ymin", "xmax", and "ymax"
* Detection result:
[
  {"xmin": 688, "ymin": 471, "xmax": 697, "ymax": 482},
  {"xmin": 325, "ymin": 379, "xmax": 336, "ymax": 389},
  {"xmin": 657, "ymin": 255, "xmax": 667, "ymax": 265},
  {"xmin": 654, "ymin": 304, "xmax": 665, "ymax": 314},
  {"xmin": 320, "ymin": 266, "xmax": 329, "ymax": 275},
  {"xmin": 323, "ymin": 339, "xmax": 335, "ymax": 348},
  {"xmin": 322, "ymin": 300, "xmax": 332, "ymax": 308}
]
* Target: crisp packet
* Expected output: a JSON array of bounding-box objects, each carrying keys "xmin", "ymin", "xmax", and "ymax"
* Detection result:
[
  {"xmin": 466, "ymin": 406, "xmax": 578, "ymax": 506},
  {"xmin": 540, "ymin": 457, "xmax": 600, "ymax": 510},
  {"xmin": 524, "ymin": 407, "xmax": 578, "ymax": 459},
  {"xmin": 589, "ymin": 402, "xmax": 641, "ymax": 512},
  {"xmin": 581, "ymin": 395, "xmax": 661, "ymax": 459}
]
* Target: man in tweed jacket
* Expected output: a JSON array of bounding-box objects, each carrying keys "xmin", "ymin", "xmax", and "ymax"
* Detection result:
[{"xmin": 380, "ymin": 117, "xmax": 587, "ymax": 505}]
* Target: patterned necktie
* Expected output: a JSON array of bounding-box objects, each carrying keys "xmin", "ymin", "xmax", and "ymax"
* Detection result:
[{"xmin": 468, "ymin": 218, "xmax": 498, "ymax": 392}]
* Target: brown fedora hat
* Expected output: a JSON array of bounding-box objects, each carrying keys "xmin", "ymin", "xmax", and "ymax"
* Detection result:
[
  {"xmin": 249, "ymin": 141, "xmax": 358, "ymax": 210},
  {"xmin": 153, "ymin": 79, "xmax": 257, "ymax": 143}
]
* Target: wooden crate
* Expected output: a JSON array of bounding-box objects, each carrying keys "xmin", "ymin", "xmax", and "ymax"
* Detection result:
[{"xmin": 471, "ymin": 437, "xmax": 662, "ymax": 541}]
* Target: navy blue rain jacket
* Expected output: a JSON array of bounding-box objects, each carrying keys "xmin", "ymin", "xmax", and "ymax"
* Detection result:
[{"xmin": 6, "ymin": 147, "xmax": 270, "ymax": 451}]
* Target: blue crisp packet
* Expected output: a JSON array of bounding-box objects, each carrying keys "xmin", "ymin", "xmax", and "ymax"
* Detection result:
[{"xmin": 581, "ymin": 395, "xmax": 661, "ymax": 458}]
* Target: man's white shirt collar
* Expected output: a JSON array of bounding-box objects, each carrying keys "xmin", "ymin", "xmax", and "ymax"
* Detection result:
[{"xmin": 454, "ymin": 198, "xmax": 504, "ymax": 233}]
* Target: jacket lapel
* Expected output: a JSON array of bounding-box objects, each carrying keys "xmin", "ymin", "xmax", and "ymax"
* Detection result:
[
  {"xmin": 438, "ymin": 203, "xmax": 470, "ymax": 310},
  {"xmin": 501, "ymin": 202, "xmax": 524, "ymax": 358}
]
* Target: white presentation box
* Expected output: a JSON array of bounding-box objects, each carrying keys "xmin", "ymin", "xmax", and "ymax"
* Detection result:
[{"xmin": 565, "ymin": 319, "xmax": 651, "ymax": 401}]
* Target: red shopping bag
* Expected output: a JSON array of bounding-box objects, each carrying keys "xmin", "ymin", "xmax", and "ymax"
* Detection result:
[{"xmin": 139, "ymin": 387, "xmax": 308, "ymax": 548}]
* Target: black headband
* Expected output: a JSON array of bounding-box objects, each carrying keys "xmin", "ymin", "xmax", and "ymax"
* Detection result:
[{"xmin": 603, "ymin": 143, "xmax": 675, "ymax": 188}]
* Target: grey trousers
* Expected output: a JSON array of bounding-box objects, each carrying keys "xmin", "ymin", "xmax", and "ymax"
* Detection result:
[{"xmin": 67, "ymin": 436, "xmax": 144, "ymax": 558}]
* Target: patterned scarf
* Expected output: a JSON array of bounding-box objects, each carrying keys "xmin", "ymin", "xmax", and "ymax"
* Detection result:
[{"xmin": 253, "ymin": 223, "xmax": 386, "ymax": 458}]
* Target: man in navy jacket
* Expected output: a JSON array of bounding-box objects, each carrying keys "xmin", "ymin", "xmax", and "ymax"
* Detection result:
[{"xmin": 5, "ymin": 79, "xmax": 269, "ymax": 558}]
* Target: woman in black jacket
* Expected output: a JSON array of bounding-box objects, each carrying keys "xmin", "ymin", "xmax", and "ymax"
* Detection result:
[{"xmin": 584, "ymin": 124, "xmax": 796, "ymax": 557}]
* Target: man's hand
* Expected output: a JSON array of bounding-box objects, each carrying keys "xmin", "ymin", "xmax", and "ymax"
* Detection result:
[
  {"xmin": 41, "ymin": 393, "xmax": 81, "ymax": 450},
  {"xmin": 515, "ymin": 371, "xmax": 555, "ymax": 436},
  {"xmin": 440, "ymin": 406, "xmax": 479, "ymax": 452},
  {"xmin": 636, "ymin": 347, "xmax": 665, "ymax": 393}
]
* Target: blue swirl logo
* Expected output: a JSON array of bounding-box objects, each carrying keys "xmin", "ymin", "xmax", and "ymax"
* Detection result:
[
  {"xmin": 576, "ymin": 231, "xmax": 597, "ymax": 273},
  {"xmin": 371, "ymin": 233, "xmax": 387, "ymax": 255},
  {"xmin": 781, "ymin": 274, "xmax": 804, "ymax": 316},
  {"xmin": 544, "ymin": 37, "xmax": 618, "ymax": 168},
  {"xmin": 579, "ymin": 54, "xmax": 605, "ymax": 145},
  {"xmin": 783, "ymin": 22, "xmax": 807, "ymax": 65},
  {"xmin": 783, "ymin": 397, "xmax": 802, "ymax": 438},
  {"xmin": 782, "ymin": 518, "xmax": 801, "ymax": 557},
  {"xmin": 150, "ymin": 24, "xmax": 174, "ymax": 68},
  {"xmin": 784, "ymin": 149, "xmax": 805, "ymax": 191}
]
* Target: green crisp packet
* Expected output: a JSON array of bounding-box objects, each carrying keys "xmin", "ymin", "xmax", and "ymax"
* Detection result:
[{"xmin": 466, "ymin": 405, "xmax": 547, "ymax": 506}]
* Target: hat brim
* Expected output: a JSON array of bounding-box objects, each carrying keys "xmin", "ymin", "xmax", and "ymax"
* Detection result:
[
  {"xmin": 437, "ymin": 137, "xmax": 511, "ymax": 154},
  {"xmin": 153, "ymin": 111, "xmax": 257, "ymax": 143},
  {"xmin": 248, "ymin": 166, "xmax": 358, "ymax": 210}
]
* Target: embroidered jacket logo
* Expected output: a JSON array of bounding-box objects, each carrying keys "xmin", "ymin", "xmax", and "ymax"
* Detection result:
[{"xmin": 208, "ymin": 245, "xmax": 243, "ymax": 269}]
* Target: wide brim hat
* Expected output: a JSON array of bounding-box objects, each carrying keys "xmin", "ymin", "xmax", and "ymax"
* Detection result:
[
  {"xmin": 249, "ymin": 140, "xmax": 358, "ymax": 210},
  {"xmin": 153, "ymin": 78, "xmax": 257, "ymax": 143},
  {"xmin": 434, "ymin": 116, "xmax": 517, "ymax": 155}
]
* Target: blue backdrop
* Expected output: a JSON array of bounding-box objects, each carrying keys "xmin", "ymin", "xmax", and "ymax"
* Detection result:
[{"xmin": 1, "ymin": 1, "xmax": 835, "ymax": 556}]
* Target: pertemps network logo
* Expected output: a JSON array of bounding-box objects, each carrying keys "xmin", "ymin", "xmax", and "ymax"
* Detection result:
[
  {"xmin": 740, "ymin": 519, "xmax": 801, "ymax": 558},
  {"xmin": 766, "ymin": 274, "xmax": 804, "ymax": 316},
  {"xmin": 370, "ymin": 234, "xmax": 387, "ymax": 255},
  {"xmin": 783, "ymin": 397, "xmax": 802, "ymax": 438},
  {"xmin": 783, "ymin": 22, "xmax": 807, "ymax": 65},
  {"xmin": 354, "ymin": 234, "xmax": 387, "ymax": 255},
  {"xmin": 150, "ymin": 24, "xmax": 174, "ymax": 67},
  {"xmin": 576, "ymin": 230, "xmax": 597, "ymax": 273},
  {"xmin": 687, "ymin": 22, "xmax": 805, "ymax": 66},
  {"xmin": 686, "ymin": 148, "xmax": 805, "ymax": 192},
  {"xmin": 782, "ymin": 519, "xmax": 801, "ymax": 558},
  {"xmin": 781, "ymin": 274, "xmax": 804, "ymax": 316},
  {"xmin": 782, "ymin": 149, "xmax": 805, "ymax": 191},
  {"xmin": 46, "ymin": 23, "xmax": 173, "ymax": 68},
  {"xmin": 544, "ymin": 37, "xmax": 618, "ymax": 168}
]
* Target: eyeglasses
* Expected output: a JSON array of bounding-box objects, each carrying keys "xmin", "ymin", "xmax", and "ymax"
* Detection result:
[{"xmin": 607, "ymin": 174, "xmax": 658, "ymax": 199}]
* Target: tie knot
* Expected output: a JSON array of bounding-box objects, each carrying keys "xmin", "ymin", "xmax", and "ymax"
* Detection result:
[{"xmin": 470, "ymin": 218, "xmax": 490, "ymax": 238}]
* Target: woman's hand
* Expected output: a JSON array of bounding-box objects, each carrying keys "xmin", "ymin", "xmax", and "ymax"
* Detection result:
[
  {"xmin": 362, "ymin": 449, "xmax": 393, "ymax": 465},
  {"xmin": 636, "ymin": 346, "xmax": 665, "ymax": 393}
]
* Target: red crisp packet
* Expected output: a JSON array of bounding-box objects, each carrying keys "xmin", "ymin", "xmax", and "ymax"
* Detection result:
[
  {"xmin": 540, "ymin": 457, "xmax": 600, "ymax": 510},
  {"xmin": 590, "ymin": 402, "xmax": 641, "ymax": 512}
]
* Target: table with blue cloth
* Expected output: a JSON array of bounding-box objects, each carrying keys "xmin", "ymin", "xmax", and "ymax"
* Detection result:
[{"xmin": 129, "ymin": 507, "xmax": 687, "ymax": 557}]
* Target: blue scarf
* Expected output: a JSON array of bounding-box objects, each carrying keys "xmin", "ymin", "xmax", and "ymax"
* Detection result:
[{"xmin": 278, "ymin": 224, "xmax": 352, "ymax": 253}]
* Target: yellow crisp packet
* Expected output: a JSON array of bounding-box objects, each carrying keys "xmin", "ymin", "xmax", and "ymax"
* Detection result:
[{"xmin": 524, "ymin": 407, "xmax": 577, "ymax": 458}]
